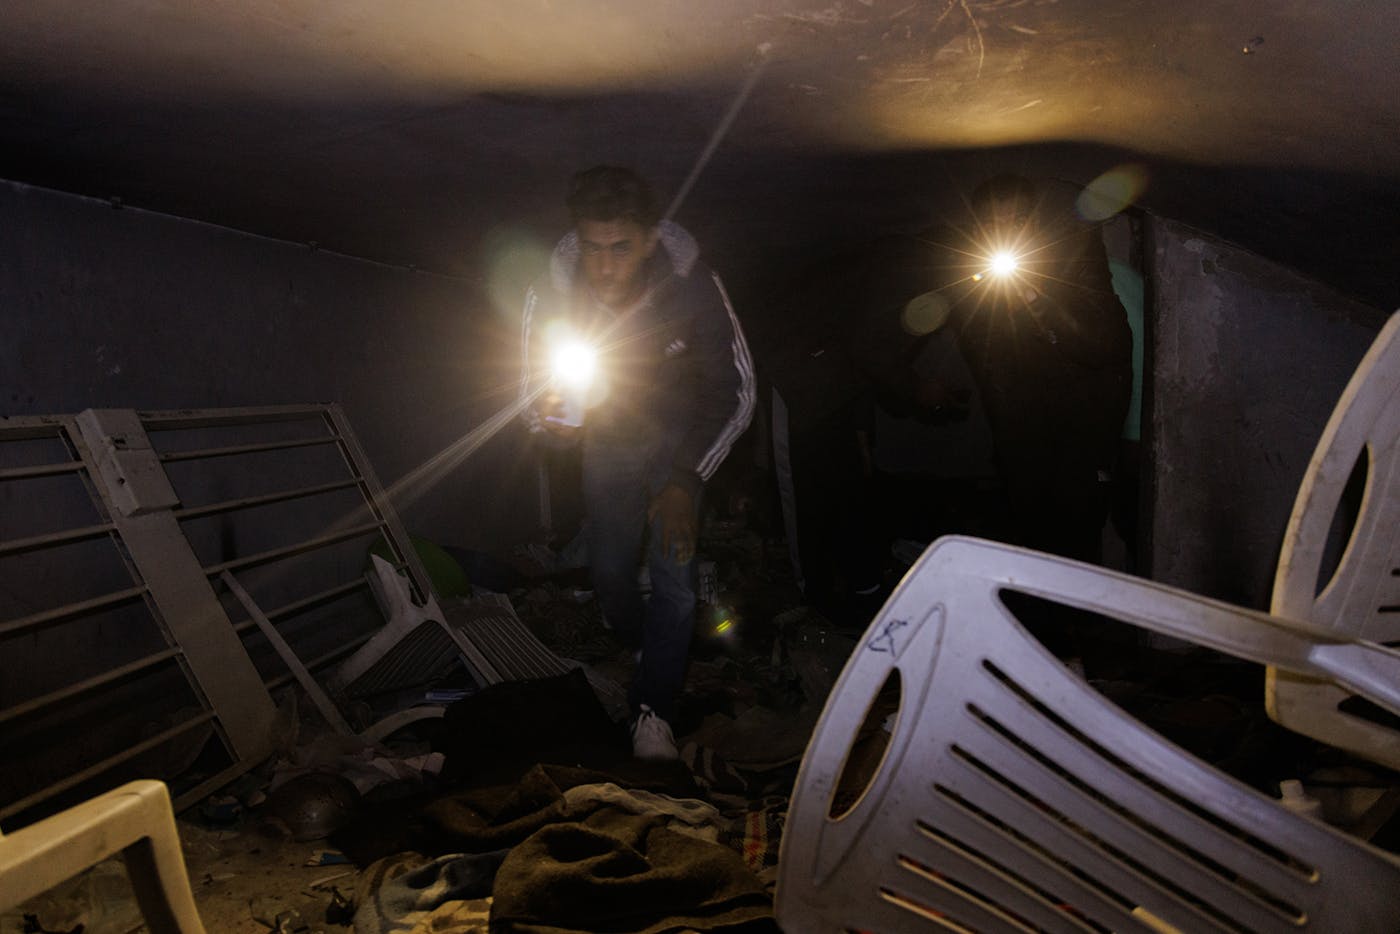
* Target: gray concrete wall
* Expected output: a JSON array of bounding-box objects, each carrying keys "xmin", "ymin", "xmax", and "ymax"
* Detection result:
[
  {"xmin": 0, "ymin": 178, "xmax": 537, "ymax": 552},
  {"xmin": 1148, "ymin": 218, "xmax": 1388, "ymax": 608}
]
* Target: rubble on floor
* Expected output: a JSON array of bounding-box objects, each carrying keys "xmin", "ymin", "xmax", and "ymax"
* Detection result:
[{"xmin": 9, "ymin": 514, "xmax": 1400, "ymax": 933}]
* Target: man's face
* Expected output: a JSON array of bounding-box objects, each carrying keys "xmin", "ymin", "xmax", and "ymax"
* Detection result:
[
  {"xmin": 576, "ymin": 218, "xmax": 658, "ymax": 310},
  {"xmin": 982, "ymin": 196, "xmax": 1034, "ymax": 245}
]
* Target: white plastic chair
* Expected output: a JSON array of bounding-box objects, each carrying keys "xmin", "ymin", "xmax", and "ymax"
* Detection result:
[
  {"xmin": 0, "ymin": 780, "xmax": 206, "ymax": 934},
  {"xmin": 777, "ymin": 536, "xmax": 1400, "ymax": 933},
  {"xmin": 1267, "ymin": 311, "xmax": 1400, "ymax": 769}
]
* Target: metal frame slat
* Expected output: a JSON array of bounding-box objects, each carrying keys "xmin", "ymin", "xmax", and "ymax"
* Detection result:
[
  {"xmin": 159, "ymin": 435, "xmax": 340, "ymax": 463},
  {"xmin": 0, "ymin": 461, "xmax": 84, "ymax": 482},
  {"xmin": 0, "ymin": 520, "xmax": 117, "ymax": 558},
  {"xmin": 0, "ymin": 648, "xmax": 183, "ymax": 726},
  {"xmin": 324, "ymin": 405, "xmax": 435, "ymax": 607},
  {"xmin": 0, "ymin": 585, "xmax": 148, "ymax": 638},
  {"xmin": 202, "ymin": 521, "xmax": 383, "ymax": 577},
  {"xmin": 325, "ymin": 404, "xmax": 503, "ymax": 689},
  {"xmin": 173, "ymin": 477, "xmax": 362, "ymax": 522},
  {"xmin": 0, "ymin": 711, "xmax": 217, "ymax": 824},
  {"xmin": 221, "ymin": 571, "xmax": 354, "ymax": 735},
  {"xmin": 172, "ymin": 758, "xmax": 261, "ymax": 817},
  {"xmin": 230, "ymin": 578, "xmax": 370, "ymax": 636},
  {"xmin": 0, "ymin": 418, "xmax": 70, "ymax": 442},
  {"xmin": 265, "ymin": 633, "xmax": 373, "ymax": 693},
  {"xmin": 138, "ymin": 404, "xmax": 334, "ymax": 431}
]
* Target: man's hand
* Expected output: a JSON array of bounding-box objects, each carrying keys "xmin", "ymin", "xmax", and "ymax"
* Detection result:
[
  {"xmin": 537, "ymin": 391, "xmax": 582, "ymax": 442},
  {"xmin": 649, "ymin": 484, "xmax": 696, "ymax": 565}
]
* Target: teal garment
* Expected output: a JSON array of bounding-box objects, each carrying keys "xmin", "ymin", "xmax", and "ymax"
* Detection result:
[{"xmin": 1109, "ymin": 259, "xmax": 1145, "ymax": 442}]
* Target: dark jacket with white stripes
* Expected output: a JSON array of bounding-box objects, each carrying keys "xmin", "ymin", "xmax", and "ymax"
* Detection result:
[{"xmin": 519, "ymin": 221, "xmax": 755, "ymax": 498}]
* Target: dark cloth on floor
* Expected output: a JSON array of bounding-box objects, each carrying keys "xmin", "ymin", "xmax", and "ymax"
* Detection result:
[
  {"xmin": 422, "ymin": 764, "xmax": 699, "ymax": 855},
  {"xmin": 352, "ymin": 764, "xmax": 771, "ymax": 933},
  {"xmin": 336, "ymin": 671, "xmax": 691, "ymax": 866},
  {"xmin": 435, "ymin": 669, "xmax": 631, "ymax": 787},
  {"xmin": 490, "ymin": 807, "xmax": 774, "ymax": 933}
]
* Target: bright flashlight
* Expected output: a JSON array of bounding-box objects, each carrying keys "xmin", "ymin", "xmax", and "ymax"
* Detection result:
[
  {"xmin": 974, "ymin": 249, "xmax": 1021, "ymax": 283},
  {"xmin": 547, "ymin": 338, "xmax": 597, "ymax": 427},
  {"xmin": 989, "ymin": 250, "xmax": 1019, "ymax": 277},
  {"xmin": 550, "ymin": 340, "xmax": 597, "ymax": 391}
]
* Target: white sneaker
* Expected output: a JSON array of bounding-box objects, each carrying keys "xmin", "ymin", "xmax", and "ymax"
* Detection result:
[{"xmin": 631, "ymin": 705, "xmax": 679, "ymax": 760}]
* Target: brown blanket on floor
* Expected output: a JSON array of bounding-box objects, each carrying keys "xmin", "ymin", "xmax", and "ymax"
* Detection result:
[
  {"xmin": 489, "ymin": 807, "xmax": 773, "ymax": 933},
  {"xmin": 405, "ymin": 765, "xmax": 773, "ymax": 932}
]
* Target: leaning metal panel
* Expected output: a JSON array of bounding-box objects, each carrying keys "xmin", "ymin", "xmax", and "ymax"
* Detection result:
[
  {"xmin": 2, "ymin": 403, "xmax": 509, "ymax": 825},
  {"xmin": 138, "ymin": 404, "xmax": 501, "ymax": 696},
  {"xmin": 75, "ymin": 409, "xmax": 277, "ymax": 760},
  {"xmin": 0, "ymin": 415, "xmax": 270, "ymax": 825}
]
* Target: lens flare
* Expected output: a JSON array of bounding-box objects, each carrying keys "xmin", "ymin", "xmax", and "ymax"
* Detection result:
[
  {"xmin": 1076, "ymin": 164, "xmax": 1149, "ymax": 221},
  {"xmin": 901, "ymin": 290, "xmax": 951, "ymax": 335},
  {"xmin": 483, "ymin": 228, "xmax": 551, "ymax": 320}
]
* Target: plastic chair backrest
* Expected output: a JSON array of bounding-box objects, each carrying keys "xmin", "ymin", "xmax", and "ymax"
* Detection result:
[
  {"xmin": 0, "ymin": 780, "xmax": 206, "ymax": 934},
  {"xmin": 1267, "ymin": 311, "xmax": 1400, "ymax": 769},
  {"xmin": 777, "ymin": 537, "xmax": 1400, "ymax": 933}
]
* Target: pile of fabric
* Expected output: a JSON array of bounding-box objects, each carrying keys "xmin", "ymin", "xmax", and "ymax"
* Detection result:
[{"xmin": 333, "ymin": 669, "xmax": 800, "ymax": 933}]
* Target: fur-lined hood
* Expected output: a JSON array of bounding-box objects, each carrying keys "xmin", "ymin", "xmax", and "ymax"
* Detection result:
[{"xmin": 549, "ymin": 219, "xmax": 700, "ymax": 294}]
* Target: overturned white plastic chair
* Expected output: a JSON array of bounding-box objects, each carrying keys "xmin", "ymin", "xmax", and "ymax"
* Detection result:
[
  {"xmin": 335, "ymin": 556, "xmax": 630, "ymax": 722},
  {"xmin": 0, "ymin": 780, "xmax": 206, "ymax": 934},
  {"xmin": 1267, "ymin": 311, "xmax": 1400, "ymax": 769},
  {"xmin": 777, "ymin": 537, "xmax": 1400, "ymax": 933}
]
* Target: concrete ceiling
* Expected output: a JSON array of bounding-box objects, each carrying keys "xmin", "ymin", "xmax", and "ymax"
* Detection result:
[{"xmin": 2, "ymin": 1, "xmax": 1398, "ymax": 304}]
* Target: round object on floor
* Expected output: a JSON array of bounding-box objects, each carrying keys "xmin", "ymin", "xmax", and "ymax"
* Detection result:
[{"xmin": 261, "ymin": 772, "xmax": 360, "ymax": 841}]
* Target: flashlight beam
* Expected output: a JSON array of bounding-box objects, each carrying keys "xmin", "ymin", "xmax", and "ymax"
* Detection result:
[{"xmin": 664, "ymin": 46, "xmax": 770, "ymax": 222}]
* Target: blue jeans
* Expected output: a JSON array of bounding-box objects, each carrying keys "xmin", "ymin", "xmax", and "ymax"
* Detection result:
[{"xmin": 582, "ymin": 435, "xmax": 697, "ymax": 723}]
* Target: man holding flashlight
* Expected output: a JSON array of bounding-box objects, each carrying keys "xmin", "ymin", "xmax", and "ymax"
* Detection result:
[
  {"xmin": 519, "ymin": 166, "xmax": 755, "ymax": 759},
  {"xmin": 949, "ymin": 174, "xmax": 1132, "ymax": 563}
]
